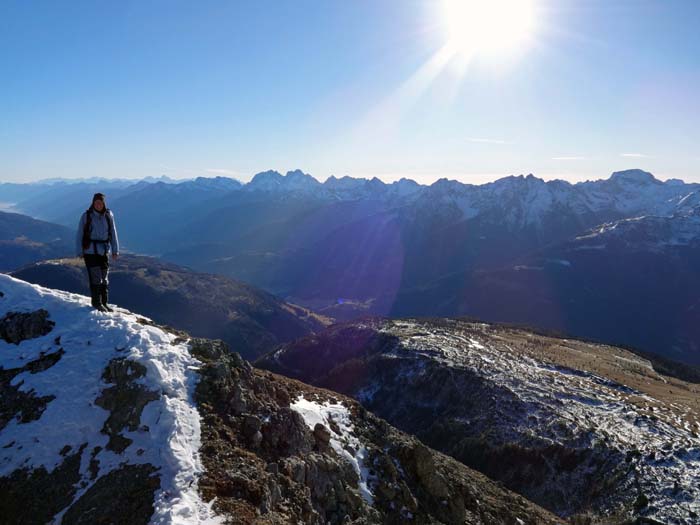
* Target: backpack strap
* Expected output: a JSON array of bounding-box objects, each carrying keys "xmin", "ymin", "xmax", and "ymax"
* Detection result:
[
  {"xmin": 105, "ymin": 208, "xmax": 112, "ymax": 243},
  {"xmin": 82, "ymin": 208, "xmax": 93, "ymax": 251}
]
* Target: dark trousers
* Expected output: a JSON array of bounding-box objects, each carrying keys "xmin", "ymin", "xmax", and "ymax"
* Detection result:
[{"xmin": 84, "ymin": 254, "xmax": 109, "ymax": 286}]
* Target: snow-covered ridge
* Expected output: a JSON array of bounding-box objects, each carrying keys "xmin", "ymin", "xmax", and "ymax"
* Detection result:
[
  {"xmin": 0, "ymin": 274, "xmax": 222, "ymax": 524},
  {"xmin": 413, "ymin": 170, "xmax": 700, "ymax": 228}
]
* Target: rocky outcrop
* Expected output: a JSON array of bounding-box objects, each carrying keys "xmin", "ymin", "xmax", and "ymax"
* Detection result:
[
  {"xmin": 0, "ymin": 347, "xmax": 63, "ymax": 431},
  {"xmin": 0, "ymin": 443, "xmax": 86, "ymax": 525},
  {"xmin": 61, "ymin": 464, "xmax": 160, "ymax": 525},
  {"xmin": 94, "ymin": 358, "xmax": 160, "ymax": 453},
  {"xmin": 191, "ymin": 337, "xmax": 562, "ymax": 524},
  {"xmin": 0, "ymin": 309, "xmax": 55, "ymax": 344}
]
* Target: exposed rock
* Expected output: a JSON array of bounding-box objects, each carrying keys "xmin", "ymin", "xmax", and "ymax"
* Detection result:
[
  {"xmin": 0, "ymin": 443, "xmax": 86, "ymax": 525},
  {"xmin": 0, "ymin": 309, "xmax": 54, "ymax": 344},
  {"xmin": 94, "ymin": 358, "xmax": 159, "ymax": 453},
  {"xmin": 313, "ymin": 423, "xmax": 332, "ymax": 449},
  {"xmin": 62, "ymin": 463, "xmax": 160, "ymax": 525},
  {"xmin": 0, "ymin": 349, "xmax": 63, "ymax": 431}
]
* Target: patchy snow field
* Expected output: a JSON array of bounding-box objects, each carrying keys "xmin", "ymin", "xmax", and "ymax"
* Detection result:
[
  {"xmin": 0, "ymin": 274, "xmax": 222, "ymax": 524},
  {"xmin": 378, "ymin": 319, "xmax": 700, "ymax": 524}
]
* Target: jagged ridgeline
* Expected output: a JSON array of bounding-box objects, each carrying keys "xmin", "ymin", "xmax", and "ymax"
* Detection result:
[{"xmin": 0, "ymin": 274, "xmax": 562, "ymax": 524}]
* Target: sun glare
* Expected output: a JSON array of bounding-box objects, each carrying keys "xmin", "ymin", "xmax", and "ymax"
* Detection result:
[{"xmin": 442, "ymin": 0, "xmax": 536, "ymax": 59}]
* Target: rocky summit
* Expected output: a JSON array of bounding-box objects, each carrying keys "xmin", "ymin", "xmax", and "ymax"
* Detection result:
[{"xmin": 0, "ymin": 274, "xmax": 562, "ymax": 524}]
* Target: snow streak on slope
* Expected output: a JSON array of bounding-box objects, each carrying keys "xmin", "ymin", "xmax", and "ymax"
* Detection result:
[
  {"xmin": 379, "ymin": 320, "xmax": 700, "ymax": 524},
  {"xmin": 0, "ymin": 274, "xmax": 222, "ymax": 524},
  {"xmin": 575, "ymin": 206, "xmax": 700, "ymax": 249}
]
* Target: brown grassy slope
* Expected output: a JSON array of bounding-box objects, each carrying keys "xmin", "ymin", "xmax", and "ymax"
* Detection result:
[{"xmin": 488, "ymin": 326, "xmax": 700, "ymax": 435}]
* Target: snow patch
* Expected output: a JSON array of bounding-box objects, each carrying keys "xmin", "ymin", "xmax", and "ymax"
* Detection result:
[
  {"xmin": 290, "ymin": 395, "xmax": 374, "ymax": 504},
  {"xmin": 547, "ymin": 258, "xmax": 572, "ymax": 267},
  {"xmin": 513, "ymin": 265, "xmax": 544, "ymax": 271}
]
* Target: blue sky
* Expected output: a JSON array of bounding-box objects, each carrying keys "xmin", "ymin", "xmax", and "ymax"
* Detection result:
[{"xmin": 2, "ymin": 0, "xmax": 699, "ymax": 184}]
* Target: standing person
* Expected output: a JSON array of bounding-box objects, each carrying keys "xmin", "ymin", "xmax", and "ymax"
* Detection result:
[{"xmin": 76, "ymin": 193, "xmax": 120, "ymax": 312}]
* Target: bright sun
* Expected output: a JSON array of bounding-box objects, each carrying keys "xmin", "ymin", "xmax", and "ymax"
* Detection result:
[{"xmin": 442, "ymin": 0, "xmax": 536, "ymax": 59}]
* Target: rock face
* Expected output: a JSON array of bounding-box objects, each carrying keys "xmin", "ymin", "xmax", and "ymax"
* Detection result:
[
  {"xmin": 60, "ymin": 464, "xmax": 161, "ymax": 525},
  {"xmin": 0, "ymin": 442, "xmax": 87, "ymax": 525},
  {"xmin": 259, "ymin": 318, "xmax": 700, "ymax": 525},
  {"xmin": 0, "ymin": 274, "xmax": 563, "ymax": 524}
]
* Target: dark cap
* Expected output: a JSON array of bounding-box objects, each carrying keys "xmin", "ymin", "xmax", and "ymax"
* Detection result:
[{"xmin": 92, "ymin": 192, "xmax": 106, "ymax": 203}]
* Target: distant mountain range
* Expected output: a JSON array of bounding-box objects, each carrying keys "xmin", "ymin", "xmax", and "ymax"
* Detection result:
[
  {"xmin": 4, "ymin": 168, "xmax": 700, "ymax": 363},
  {"xmin": 11, "ymin": 255, "xmax": 328, "ymax": 360},
  {"xmin": 0, "ymin": 176, "xmax": 241, "ymax": 228}
]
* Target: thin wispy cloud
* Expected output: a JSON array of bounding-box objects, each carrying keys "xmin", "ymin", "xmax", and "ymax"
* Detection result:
[
  {"xmin": 466, "ymin": 137, "xmax": 513, "ymax": 145},
  {"xmin": 620, "ymin": 153, "xmax": 651, "ymax": 158},
  {"xmin": 551, "ymin": 156, "xmax": 586, "ymax": 161}
]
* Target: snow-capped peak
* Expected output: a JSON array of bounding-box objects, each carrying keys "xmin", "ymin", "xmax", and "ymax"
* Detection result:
[
  {"xmin": 608, "ymin": 169, "xmax": 660, "ymax": 185},
  {"xmin": 245, "ymin": 169, "xmax": 321, "ymax": 194},
  {"xmin": 246, "ymin": 169, "xmax": 285, "ymax": 191},
  {"xmin": 282, "ymin": 169, "xmax": 322, "ymax": 190}
]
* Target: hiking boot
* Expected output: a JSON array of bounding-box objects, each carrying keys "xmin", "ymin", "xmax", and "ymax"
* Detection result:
[
  {"xmin": 90, "ymin": 285, "xmax": 107, "ymax": 312},
  {"xmin": 100, "ymin": 284, "xmax": 114, "ymax": 312}
]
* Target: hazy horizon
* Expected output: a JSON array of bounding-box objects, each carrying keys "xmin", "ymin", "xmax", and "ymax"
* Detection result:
[{"xmin": 1, "ymin": 166, "xmax": 694, "ymax": 188}]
